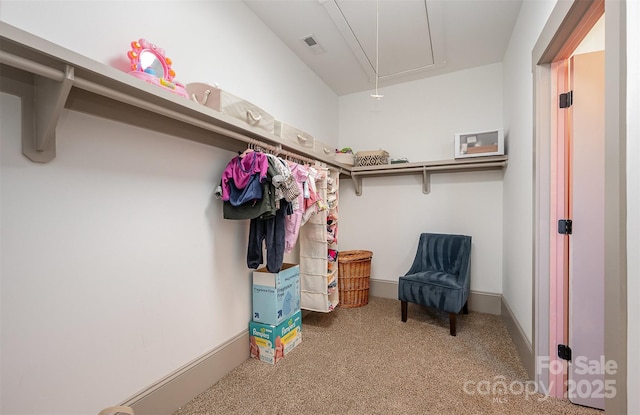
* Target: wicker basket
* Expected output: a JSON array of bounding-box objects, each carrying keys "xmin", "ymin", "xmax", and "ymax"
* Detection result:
[
  {"xmin": 355, "ymin": 150, "xmax": 389, "ymax": 166},
  {"xmin": 338, "ymin": 250, "xmax": 373, "ymax": 308}
]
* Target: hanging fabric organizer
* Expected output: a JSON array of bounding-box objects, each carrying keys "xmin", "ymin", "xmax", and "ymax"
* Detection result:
[{"xmin": 299, "ymin": 167, "xmax": 340, "ymax": 312}]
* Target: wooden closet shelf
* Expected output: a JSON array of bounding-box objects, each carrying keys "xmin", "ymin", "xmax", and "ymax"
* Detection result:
[
  {"xmin": 0, "ymin": 22, "xmax": 346, "ymax": 170},
  {"xmin": 344, "ymin": 155, "xmax": 508, "ymax": 195},
  {"xmin": 0, "ymin": 22, "xmax": 507, "ymax": 195}
]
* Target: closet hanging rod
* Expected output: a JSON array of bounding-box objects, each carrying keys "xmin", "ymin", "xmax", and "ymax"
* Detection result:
[
  {"xmin": 247, "ymin": 138, "xmax": 315, "ymax": 165},
  {"xmin": 282, "ymin": 150, "xmax": 314, "ymax": 165}
]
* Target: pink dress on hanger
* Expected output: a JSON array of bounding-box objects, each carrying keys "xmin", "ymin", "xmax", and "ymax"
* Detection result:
[{"xmin": 284, "ymin": 161, "xmax": 309, "ymax": 253}]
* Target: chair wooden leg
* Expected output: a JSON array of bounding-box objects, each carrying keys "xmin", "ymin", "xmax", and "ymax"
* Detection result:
[
  {"xmin": 401, "ymin": 301, "xmax": 408, "ymax": 322},
  {"xmin": 462, "ymin": 300, "xmax": 469, "ymax": 314},
  {"xmin": 449, "ymin": 313, "xmax": 457, "ymax": 336}
]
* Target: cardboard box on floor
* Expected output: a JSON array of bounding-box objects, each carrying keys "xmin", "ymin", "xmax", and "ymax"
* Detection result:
[
  {"xmin": 252, "ymin": 263, "xmax": 300, "ymax": 325},
  {"xmin": 249, "ymin": 310, "xmax": 302, "ymax": 364}
]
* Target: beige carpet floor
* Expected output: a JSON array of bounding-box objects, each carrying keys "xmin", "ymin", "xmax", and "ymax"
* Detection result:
[{"xmin": 174, "ymin": 297, "xmax": 603, "ymax": 415}]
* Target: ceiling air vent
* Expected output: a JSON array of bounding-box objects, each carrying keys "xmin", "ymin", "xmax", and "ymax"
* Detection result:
[{"xmin": 301, "ymin": 34, "xmax": 326, "ymax": 55}]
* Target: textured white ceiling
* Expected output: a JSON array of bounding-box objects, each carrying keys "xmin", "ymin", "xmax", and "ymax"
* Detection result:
[{"xmin": 244, "ymin": 0, "xmax": 523, "ymax": 96}]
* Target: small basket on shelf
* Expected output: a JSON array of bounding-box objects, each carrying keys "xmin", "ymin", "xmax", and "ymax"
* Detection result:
[
  {"xmin": 338, "ymin": 250, "xmax": 373, "ymax": 308},
  {"xmin": 355, "ymin": 150, "xmax": 389, "ymax": 166}
]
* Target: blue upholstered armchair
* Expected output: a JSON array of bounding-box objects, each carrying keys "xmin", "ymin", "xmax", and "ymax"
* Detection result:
[{"xmin": 398, "ymin": 233, "xmax": 472, "ymax": 336}]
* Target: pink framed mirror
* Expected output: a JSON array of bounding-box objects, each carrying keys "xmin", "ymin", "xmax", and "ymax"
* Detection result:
[{"xmin": 127, "ymin": 39, "xmax": 188, "ymax": 98}]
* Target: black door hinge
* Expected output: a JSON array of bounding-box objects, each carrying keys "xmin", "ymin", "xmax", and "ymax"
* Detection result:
[
  {"xmin": 558, "ymin": 219, "xmax": 572, "ymax": 235},
  {"xmin": 559, "ymin": 91, "xmax": 573, "ymax": 108},
  {"xmin": 558, "ymin": 344, "xmax": 572, "ymax": 361}
]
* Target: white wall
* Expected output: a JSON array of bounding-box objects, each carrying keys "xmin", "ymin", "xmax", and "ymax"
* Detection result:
[
  {"xmin": 501, "ymin": 0, "xmax": 556, "ymax": 344},
  {"xmin": 0, "ymin": 1, "xmax": 337, "ymax": 141},
  {"xmin": 338, "ymin": 64, "xmax": 504, "ymax": 294},
  {"xmin": 626, "ymin": 1, "xmax": 640, "ymax": 412},
  {"xmin": 0, "ymin": 2, "xmax": 338, "ymax": 414}
]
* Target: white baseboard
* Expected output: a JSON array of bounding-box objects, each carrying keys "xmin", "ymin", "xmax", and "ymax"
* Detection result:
[
  {"xmin": 500, "ymin": 296, "xmax": 534, "ymax": 379},
  {"xmin": 124, "ymin": 330, "xmax": 249, "ymax": 415}
]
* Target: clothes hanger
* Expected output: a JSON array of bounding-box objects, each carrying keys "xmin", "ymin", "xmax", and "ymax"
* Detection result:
[
  {"xmin": 239, "ymin": 149, "xmax": 254, "ymax": 159},
  {"xmin": 238, "ymin": 142, "xmax": 255, "ymax": 159}
]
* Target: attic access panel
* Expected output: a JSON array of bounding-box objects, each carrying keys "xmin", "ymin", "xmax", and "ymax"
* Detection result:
[{"xmin": 322, "ymin": 0, "xmax": 445, "ymax": 83}]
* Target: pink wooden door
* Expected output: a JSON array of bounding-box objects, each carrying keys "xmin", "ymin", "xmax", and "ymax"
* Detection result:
[
  {"xmin": 549, "ymin": 58, "xmax": 571, "ymax": 399},
  {"xmin": 567, "ymin": 50, "xmax": 605, "ymax": 410}
]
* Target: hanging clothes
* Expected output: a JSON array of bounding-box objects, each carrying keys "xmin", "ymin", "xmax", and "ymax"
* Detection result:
[
  {"xmin": 301, "ymin": 166, "xmax": 328, "ymax": 226},
  {"xmin": 222, "ymin": 155, "xmax": 278, "ymax": 220},
  {"xmin": 284, "ymin": 161, "xmax": 309, "ymax": 253},
  {"xmin": 219, "ymin": 150, "xmax": 269, "ymax": 201},
  {"xmin": 227, "ymin": 173, "xmax": 262, "ymax": 206},
  {"xmin": 222, "ymin": 179, "xmax": 276, "ymax": 220},
  {"xmin": 245, "ymin": 155, "xmax": 298, "ymax": 272},
  {"xmin": 265, "ymin": 153, "xmax": 288, "ymax": 203},
  {"xmin": 326, "ymin": 174, "xmax": 338, "ymax": 245},
  {"xmin": 247, "ymin": 200, "xmax": 290, "ymax": 273},
  {"xmin": 215, "ymin": 148, "xmax": 331, "ymax": 273}
]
